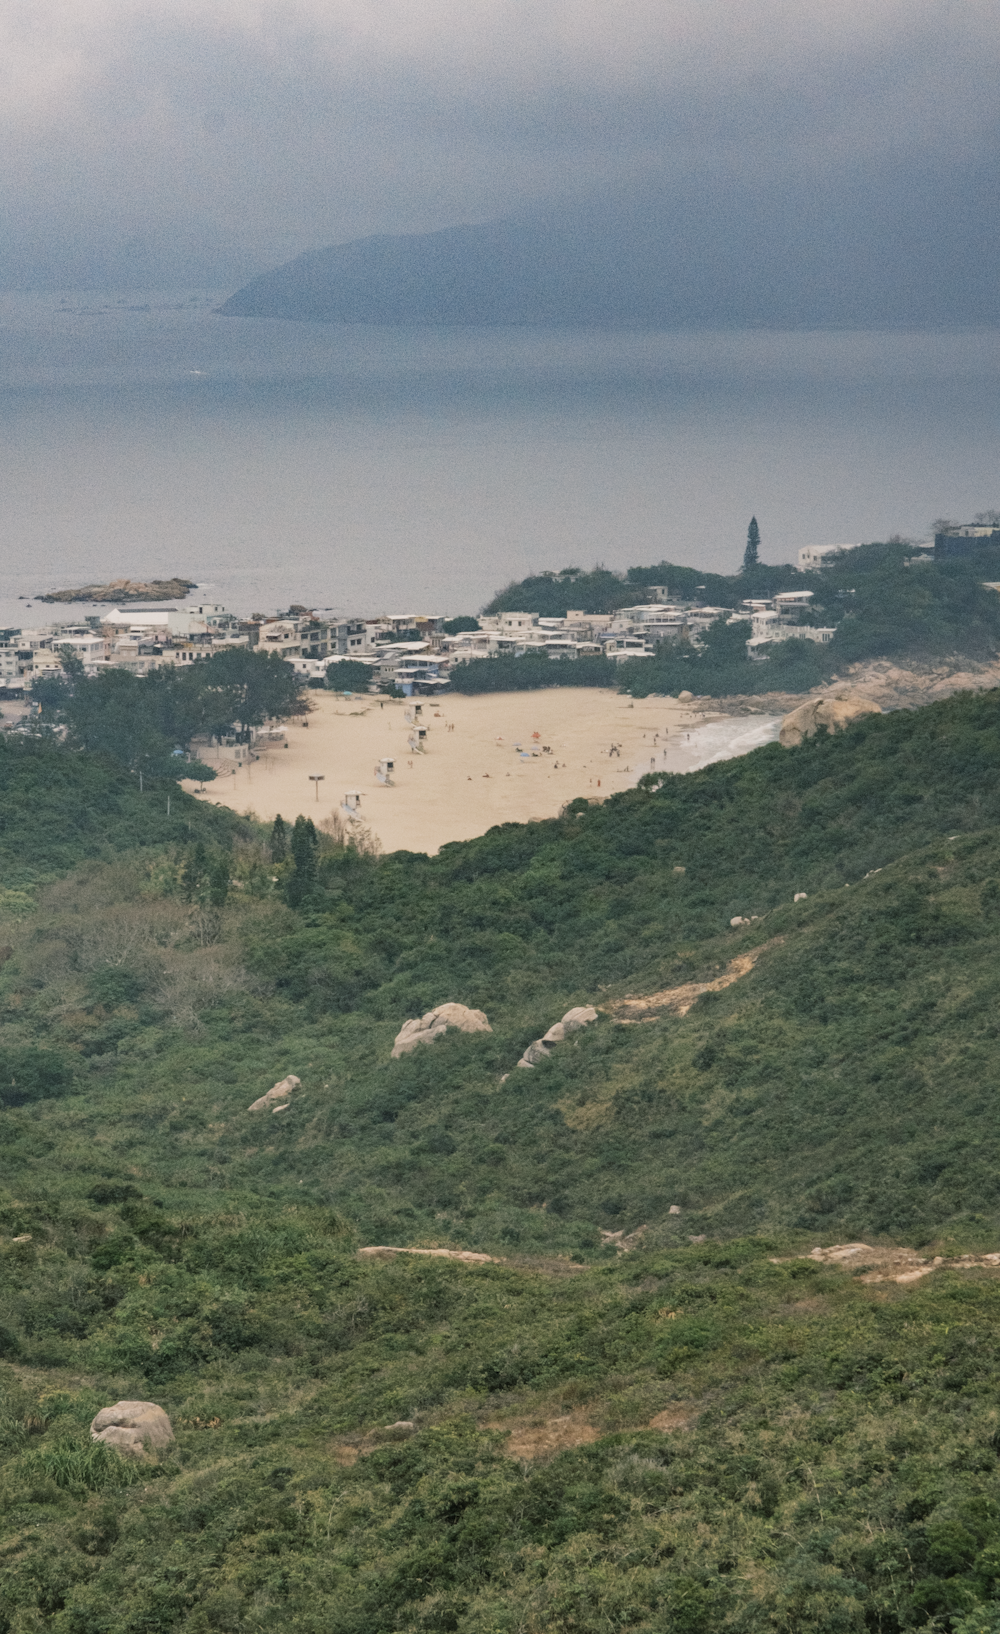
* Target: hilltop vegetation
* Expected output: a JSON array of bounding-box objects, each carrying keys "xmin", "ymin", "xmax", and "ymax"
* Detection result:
[
  {"xmin": 475, "ymin": 543, "xmax": 1000, "ymax": 699},
  {"xmin": 0, "ymin": 734, "xmax": 239, "ymax": 904},
  {"xmin": 6, "ymin": 693, "xmax": 1000, "ymax": 1628},
  {"xmin": 34, "ymin": 647, "xmax": 304, "ymax": 782}
]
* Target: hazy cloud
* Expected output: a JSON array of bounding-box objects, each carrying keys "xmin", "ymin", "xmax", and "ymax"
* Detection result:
[{"xmin": 1, "ymin": 0, "xmax": 998, "ymax": 286}]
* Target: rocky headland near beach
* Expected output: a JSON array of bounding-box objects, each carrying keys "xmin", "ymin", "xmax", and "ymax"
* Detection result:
[{"xmin": 703, "ymin": 653, "xmax": 1000, "ymax": 716}]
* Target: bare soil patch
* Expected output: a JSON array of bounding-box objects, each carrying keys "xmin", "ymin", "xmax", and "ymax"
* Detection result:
[
  {"xmin": 775, "ymin": 1242, "xmax": 1000, "ymax": 1284},
  {"xmin": 606, "ymin": 940, "xmax": 781, "ymax": 1023}
]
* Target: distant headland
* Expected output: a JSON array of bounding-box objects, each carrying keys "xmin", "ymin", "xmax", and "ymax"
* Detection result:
[{"xmin": 38, "ymin": 578, "xmax": 198, "ymax": 604}]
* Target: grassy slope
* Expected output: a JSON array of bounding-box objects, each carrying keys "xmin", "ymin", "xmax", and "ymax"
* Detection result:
[{"xmin": 5, "ymin": 695, "xmax": 1000, "ymax": 1629}]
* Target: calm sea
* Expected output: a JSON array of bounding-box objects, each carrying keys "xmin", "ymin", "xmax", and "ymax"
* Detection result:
[{"xmin": 2, "ymin": 291, "xmax": 999, "ymax": 626}]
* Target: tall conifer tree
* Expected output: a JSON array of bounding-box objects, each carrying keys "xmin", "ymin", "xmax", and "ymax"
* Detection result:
[{"xmin": 743, "ymin": 516, "xmax": 761, "ymax": 571}]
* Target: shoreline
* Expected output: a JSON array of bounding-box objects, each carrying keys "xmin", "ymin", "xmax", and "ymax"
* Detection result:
[{"xmin": 185, "ymin": 689, "xmax": 780, "ymax": 854}]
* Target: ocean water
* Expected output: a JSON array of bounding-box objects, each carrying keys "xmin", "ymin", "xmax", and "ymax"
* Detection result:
[
  {"xmin": 2, "ymin": 291, "xmax": 1000, "ymax": 627},
  {"xmin": 670, "ymin": 714, "xmax": 784, "ymax": 772}
]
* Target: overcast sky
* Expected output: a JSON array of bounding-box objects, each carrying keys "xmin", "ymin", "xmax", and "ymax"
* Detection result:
[{"xmin": 2, "ymin": 0, "xmax": 998, "ymax": 288}]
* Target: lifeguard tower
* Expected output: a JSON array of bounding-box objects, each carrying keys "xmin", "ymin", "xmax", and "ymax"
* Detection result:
[
  {"xmin": 407, "ymin": 726, "xmax": 428, "ymax": 753},
  {"xmin": 404, "ymin": 703, "xmax": 423, "ymax": 724},
  {"xmin": 375, "ymin": 757, "xmax": 394, "ymax": 786},
  {"xmin": 341, "ymin": 790, "xmax": 362, "ymax": 820}
]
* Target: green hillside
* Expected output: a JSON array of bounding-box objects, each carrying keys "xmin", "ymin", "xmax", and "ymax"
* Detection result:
[
  {"xmin": 6, "ymin": 694, "xmax": 1000, "ymax": 1630},
  {"xmin": 476, "ymin": 543, "xmax": 1000, "ymax": 698},
  {"xmin": 0, "ymin": 734, "xmax": 240, "ymax": 899}
]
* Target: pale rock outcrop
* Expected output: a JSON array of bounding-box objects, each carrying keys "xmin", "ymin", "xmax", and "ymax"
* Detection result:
[
  {"xmin": 779, "ymin": 692, "xmax": 881, "ymax": 748},
  {"xmin": 517, "ymin": 1039, "xmax": 552, "ymax": 1068},
  {"xmin": 392, "ymin": 1003, "xmax": 492, "ymax": 1059},
  {"xmin": 561, "ymin": 1006, "xmax": 599, "ymax": 1032},
  {"xmin": 248, "ymin": 1074, "xmax": 300, "ymax": 1112},
  {"xmin": 358, "ymin": 1246, "xmax": 496, "ymax": 1263},
  {"xmin": 91, "ymin": 1401, "xmax": 174, "ymax": 1457},
  {"xmin": 517, "ymin": 1005, "xmax": 598, "ymax": 1068}
]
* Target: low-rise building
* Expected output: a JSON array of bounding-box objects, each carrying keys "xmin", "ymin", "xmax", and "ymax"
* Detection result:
[
  {"xmin": 935, "ymin": 524, "xmax": 1000, "ymax": 559},
  {"xmin": 740, "ymin": 589, "xmax": 836, "ymax": 658},
  {"xmin": 256, "ymin": 620, "xmax": 303, "ymax": 659},
  {"xmin": 747, "ymin": 625, "xmax": 837, "ymax": 660},
  {"xmin": 604, "ymin": 637, "xmax": 655, "ymax": 662},
  {"xmin": 798, "ymin": 542, "xmax": 864, "ymax": 570}
]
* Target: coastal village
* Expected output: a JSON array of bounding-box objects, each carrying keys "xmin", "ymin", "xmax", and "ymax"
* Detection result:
[
  {"xmin": 2, "ymin": 525, "xmax": 992, "ymax": 852},
  {"xmin": 0, "ymin": 537, "xmax": 896, "ymax": 703}
]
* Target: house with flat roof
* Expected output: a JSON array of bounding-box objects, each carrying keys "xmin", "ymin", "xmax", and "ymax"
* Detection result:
[
  {"xmin": 797, "ymin": 543, "xmax": 864, "ymax": 570},
  {"xmin": 935, "ymin": 525, "xmax": 1000, "ymax": 559}
]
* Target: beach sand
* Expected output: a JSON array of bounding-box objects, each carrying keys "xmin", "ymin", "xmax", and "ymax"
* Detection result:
[{"xmin": 183, "ymin": 689, "xmax": 779, "ymax": 855}]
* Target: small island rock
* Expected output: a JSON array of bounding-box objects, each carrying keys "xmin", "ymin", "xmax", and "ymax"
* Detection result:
[{"xmin": 39, "ymin": 577, "xmax": 197, "ymax": 604}]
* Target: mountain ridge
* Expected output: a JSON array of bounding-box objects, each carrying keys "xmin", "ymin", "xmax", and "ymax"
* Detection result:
[{"xmin": 217, "ymin": 184, "xmax": 1000, "ymax": 329}]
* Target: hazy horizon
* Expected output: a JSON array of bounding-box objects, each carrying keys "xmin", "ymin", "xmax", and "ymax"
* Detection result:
[
  {"xmin": 2, "ymin": 292, "xmax": 998, "ymax": 629},
  {"xmin": 2, "ymin": 1, "xmax": 998, "ymax": 325},
  {"xmin": 6, "ymin": 3, "xmax": 999, "ymax": 620}
]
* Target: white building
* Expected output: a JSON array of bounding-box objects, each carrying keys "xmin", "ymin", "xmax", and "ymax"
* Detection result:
[
  {"xmin": 797, "ymin": 543, "xmax": 864, "ymax": 571},
  {"xmin": 741, "ymin": 589, "xmax": 836, "ymax": 658},
  {"xmin": 604, "ymin": 637, "xmax": 655, "ymax": 662},
  {"xmin": 747, "ymin": 626, "xmax": 837, "ymax": 660}
]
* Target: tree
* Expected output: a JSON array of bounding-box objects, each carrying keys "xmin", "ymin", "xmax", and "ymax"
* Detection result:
[
  {"xmin": 207, "ymin": 854, "xmax": 230, "ymax": 909},
  {"xmin": 325, "ymin": 660, "xmax": 376, "ymax": 692},
  {"xmin": 287, "ymin": 816, "xmax": 318, "ymax": 906},
  {"xmin": 270, "ymin": 816, "xmax": 288, "ymax": 863},
  {"xmin": 743, "ymin": 517, "xmax": 761, "ymax": 572},
  {"xmin": 192, "ymin": 648, "xmax": 305, "ymax": 741},
  {"xmin": 63, "ymin": 669, "xmax": 177, "ymax": 776},
  {"xmin": 57, "ymin": 647, "xmax": 85, "ymax": 680},
  {"xmin": 31, "ymin": 674, "xmax": 73, "ymax": 718}
]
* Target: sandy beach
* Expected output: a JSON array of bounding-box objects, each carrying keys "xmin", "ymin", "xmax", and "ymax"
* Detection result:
[{"xmin": 183, "ymin": 689, "xmax": 780, "ymax": 855}]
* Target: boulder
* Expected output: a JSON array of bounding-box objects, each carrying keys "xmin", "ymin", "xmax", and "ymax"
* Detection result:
[
  {"xmin": 248, "ymin": 1073, "xmax": 301, "ymax": 1112},
  {"xmin": 779, "ymin": 692, "xmax": 881, "ymax": 748},
  {"xmin": 382, "ymin": 1420, "xmax": 416, "ymax": 1439},
  {"xmin": 518, "ymin": 1039, "xmax": 551, "ymax": 1068},
  {"xmin": 518, "ymin": 1006, "xmax": 597, "ymax": 1068},
  {"xmin": 560, "ymin": 1005, "xmax": 599, "ymax": 1033},
  {"xmin": 91, "ymin": 1400, "xmax": 174, "ymax": 1457},
  {"xmin": 392, "ymin": 1003, "xmax": 491, "ymax": 1058}
]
